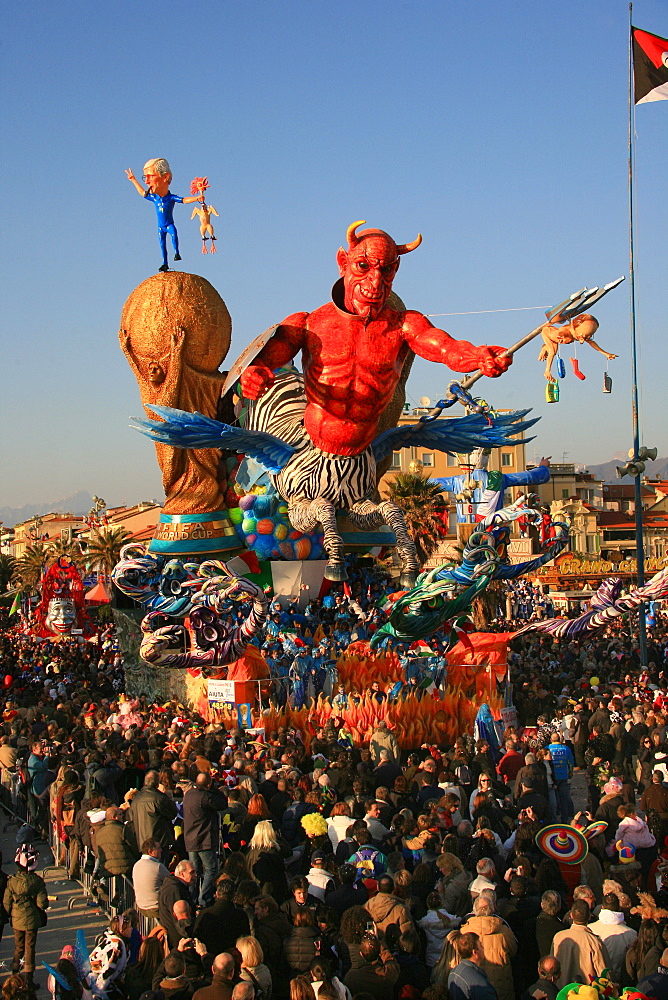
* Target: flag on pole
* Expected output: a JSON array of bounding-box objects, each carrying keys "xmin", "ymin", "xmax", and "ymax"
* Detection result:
[
  {"xmin": 9, "ymin": 593, "xmax": 20, "ymax": 617},
  {"xmin": 409, "ymin": 640, "xmax": 434, "ymax": 657},
  {"xmin": 633, "ymin": 26, "xmax": 668, "ymax": 104}
]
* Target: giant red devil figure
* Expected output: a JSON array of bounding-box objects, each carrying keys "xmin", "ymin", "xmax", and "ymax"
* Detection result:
[
  {"xmin": 136, "ymin": 224, "xmax": 522, "ymax": 588},
  {"xmin": 241, "ymin": 222, "xmax": 512, "ymax": 455}
]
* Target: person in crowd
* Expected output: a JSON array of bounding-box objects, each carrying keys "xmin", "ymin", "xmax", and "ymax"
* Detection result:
[
  {"xmin": 192, "ymin": 952, "xmax": 239, "ymax": 1000},
  {"xmin": 236, "ymin": 935, "xmax": 273, "ymax": 1000},
  {"xmin": 636, "ymin": 946, "xmax": 668, "ymax": 1000},
  {"xmin": 283, "ymin": 909, "xmax": 320, "ymax": 979},
  {"xmin": 194, "ymin": 880, "xmax": 251, "ymax": 955},
  {"xmin": 95, "ymin": 805, "xmax": 138, "ymax": 877},
  {"xmin": 247, "ymin": 820, "xmax": 291, "ymax": 903},
  {"xmin": 129, "ymin": 769, "xmax": 178, "ymax": 862},
  {"xmin": 342, "ymin": 932, "xmax": 400, "ymax": 999},
  {"xmin": 124, "ymin": 936, "xmax": 165, "ymax": 1000},
  {"xmin": 447, "ymin": 931, "xmax": 499, "ymax": 1000},
  {"xmin": 550, "ymin": 899, "xmax": 612, "ymax": 987},
  {"xmin": 4, "ymin": 847, "xmax": 49, "ymax": 990},
  {"xmin": 588, "ymin": 891, "xmax": 637, "ymax": 980},
  {"xmin": 535, "ymin": 890, "xmax": 564, "ymax": 958},
  {"xmin": 158, "ymin": 860, "xmax": 197, "ymax": 949},
  {"xmin": 459, "ymin": 894, "xmax": 517, "ymax": 1000},
  {"xmin": 364, "ymin": 873, "xmax": 413, "ymax": 936},
  {"xmin": 183, "ymin": 771, "xmax": 229, "ymax": 908},
  {"xmin": 437, "ymin": 853, "xmax": 474, "ymax": 917},
  {"xmin": 521, "ymin": 956, "xmax": 561, "ymax": 1000},
  {"xmin": 132, "ymin": 837, "xmax": 170, "ymax": 920}
]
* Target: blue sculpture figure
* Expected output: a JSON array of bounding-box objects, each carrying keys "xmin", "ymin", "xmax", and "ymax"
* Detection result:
[
  {"xmin": 289, "ymin": 648, "xmax": 312, "ymax": 708},
  {"xmin": 126, "ymin": 159, "xmax": 203, "ymax": 272},
  {"xmin": 370, "ymin": 498, "xmax": 570, "ymax": 651},
  {"xmin": 370, "ymin": 560, "xmax": 498, "ymax": 650},
  {"xmin": 433, "ymin": 450, "xmax": 551, "ymax": 523},
  {"xmin": 433, "ymin": 497, "xmax": 571, "ymax": 585}
]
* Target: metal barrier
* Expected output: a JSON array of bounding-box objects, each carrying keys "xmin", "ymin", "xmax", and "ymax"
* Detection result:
[
  {"xmin": 0, "ymin": 769, "xmax": 158, "ymax": 933},
  {"xmin": 0, "ymin": 768, "xmax": 31, "ymax": 830},
  {"xmin": 50, "ymin": 829, "xmax": 156, "ymax": 931}
]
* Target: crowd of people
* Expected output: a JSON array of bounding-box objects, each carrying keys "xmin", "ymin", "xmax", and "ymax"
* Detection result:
[{"xmin": 0, "ymin": 590, "xmax": 666, "ymax": 1000}]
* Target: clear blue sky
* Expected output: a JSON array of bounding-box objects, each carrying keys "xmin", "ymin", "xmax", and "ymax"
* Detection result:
[{"xmin": 1, "ymin": 1, "xmax": 666, "ymax": 508}]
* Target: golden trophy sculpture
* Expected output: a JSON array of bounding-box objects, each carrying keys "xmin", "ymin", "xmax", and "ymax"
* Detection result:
[{"xmin": 119, "ymin": 271, "xmax": 240, "ymax": 556}]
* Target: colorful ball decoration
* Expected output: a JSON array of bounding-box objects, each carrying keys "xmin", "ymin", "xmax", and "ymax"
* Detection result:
[
  {"xmin": 231, "ymin": 486, "xmax": 324, "ymax": 562},
  {"xmin": 535, "ymin": 824, "xmax": 588, "ymax": 865}
]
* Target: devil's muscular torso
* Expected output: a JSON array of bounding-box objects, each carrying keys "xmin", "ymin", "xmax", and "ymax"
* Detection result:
[{"xmin": 242, "ymin": 295, "xmax": 504, "ymax": 457}]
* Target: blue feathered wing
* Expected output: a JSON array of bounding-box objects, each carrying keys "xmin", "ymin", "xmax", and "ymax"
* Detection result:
[
  {"xmin": 371, "ymin": 410, "xmax": 539, "ymax": 464},
  {"xmin": 130, "ymin": 405, "xmax": 295, "ymax": 475}
]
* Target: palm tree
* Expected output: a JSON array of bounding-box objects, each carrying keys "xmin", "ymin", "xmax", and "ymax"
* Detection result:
[
  {"xmin": 85, "ymin": 527, "xmax": 130, "ymax": 578},
  {"xmin": 0, "ymin": 554, "xmax": 16, "ymax": 593},
  {"xmin": 12, "ymin": 543, "xmax": 49, "ymax": 592},
  {"xmin": 383, "ymin": 472, "xmax": 448, "ymax": 564},
  {"xmin": 472, "ymin": 580, "xmax": 507, "ymax": 630},
  {"xmin": 46, "ymin": 535, "xmax": 84, "ymax": 568}
]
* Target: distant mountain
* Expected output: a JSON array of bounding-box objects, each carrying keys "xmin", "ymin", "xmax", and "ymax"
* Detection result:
[
  {"xmin": 0, "ymin": 491, "xmax": 93, "ymax": 528},
  {"xmin": 585, "ymin": 456, "xmax": 668, "ymax": 483}
]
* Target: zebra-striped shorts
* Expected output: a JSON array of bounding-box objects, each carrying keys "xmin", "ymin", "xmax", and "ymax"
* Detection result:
[
  {"xmin": 246, "ymin": 366, "xmax": 376, "ymax": 507},
  {"xmin": 274, "ymin": 438, "xmax": 376, "ymax": 506}
]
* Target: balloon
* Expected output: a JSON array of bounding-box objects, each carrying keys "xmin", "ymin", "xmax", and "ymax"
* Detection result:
[{"xmin": 590, "ymin": 676, "xmax": 600, "ymax": 687}]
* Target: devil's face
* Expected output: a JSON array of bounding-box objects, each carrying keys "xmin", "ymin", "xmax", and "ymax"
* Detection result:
[{"xmin": 341, "ymin": 236, "xmax": 400, "ymax": 320}]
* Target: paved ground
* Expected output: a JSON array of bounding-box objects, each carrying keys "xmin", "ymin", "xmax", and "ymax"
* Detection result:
[
  {"xmin": 0, "ymin": 807, "xmax": 106, "ymax": 985},
  {"xmin": 572, "ymin": 769, "xmax": 589, "ymax": 814}
]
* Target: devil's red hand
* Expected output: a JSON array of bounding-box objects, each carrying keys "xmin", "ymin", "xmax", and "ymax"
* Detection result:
[
  {"xmin": 477, "ymin": 346, "xmax": 512, "ymax": 377},
  {"xmin": 240, "ymin": 364, "xmax": 275, "ymax": 400}
]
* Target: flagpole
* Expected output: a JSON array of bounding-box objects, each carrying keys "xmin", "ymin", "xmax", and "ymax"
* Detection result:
[{"xmin": 628, "ymin": 1, "xmax": 648, "ymax": 667}]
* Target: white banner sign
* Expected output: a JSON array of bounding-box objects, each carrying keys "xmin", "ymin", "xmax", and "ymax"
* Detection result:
[
  {"xmin": 500, "ymin": 706, "xmax": 518, "ymax": 730},
  {"xmin": 207, "ymin": 679, "xmax": 236, "ymax": 704}
]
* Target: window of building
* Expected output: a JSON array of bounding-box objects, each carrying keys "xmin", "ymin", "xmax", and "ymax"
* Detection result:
[
  {"xmin": 501, "ymin": 453, "xmax": 512, "ymax": 467},
  {"xmin": 391, "ymin": 452, "xmax": 402, "ymax": 468},
  {"xmin": 422, "ymin": 453, "xmax": 434, "ymax": 467},
  {"xmin": 561, "ymin": 488, "xmax": 570, "ymax": 499}
]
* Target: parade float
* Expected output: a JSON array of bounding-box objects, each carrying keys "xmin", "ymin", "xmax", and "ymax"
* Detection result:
[
  {"xmin": 113, "ymin": 163, "xmax": 653, "ymax": 740},
  {"xmin": 29, "ymin": 556, "xmax": 96, "ymax": 640}
]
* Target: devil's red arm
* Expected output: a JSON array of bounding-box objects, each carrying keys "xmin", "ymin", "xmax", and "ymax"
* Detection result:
[{"xmin": 403, "ymin": 311, "xmax": 512, "ymax": 377}]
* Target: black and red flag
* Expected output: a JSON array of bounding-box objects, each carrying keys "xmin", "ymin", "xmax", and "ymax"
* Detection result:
[{"xmin": 633, "ymin": 26, "xmax": 668, "ymax": 104}]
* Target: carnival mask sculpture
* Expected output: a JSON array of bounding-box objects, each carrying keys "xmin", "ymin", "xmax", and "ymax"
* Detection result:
[{"xmin": 45, "ymin": 598, "xmax": 77, "ymax": 636}]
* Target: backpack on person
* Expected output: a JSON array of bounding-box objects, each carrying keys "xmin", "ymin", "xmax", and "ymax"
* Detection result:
[
  {"xmin": 454, "ymin": 762, "xmax": 471, "ymax": 786},
  {"xmin": 350, "ymin": 845, "xmax": 384, "ymax": 881}
]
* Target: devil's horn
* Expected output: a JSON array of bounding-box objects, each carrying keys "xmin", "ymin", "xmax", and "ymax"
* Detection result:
[
  {"xmin": 346, "ymin": 220, "xmax": 367, "ymax": 248},
  {"xmin": 396, "ymin": 234, "xmax": 423, "ymax": 255}
]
